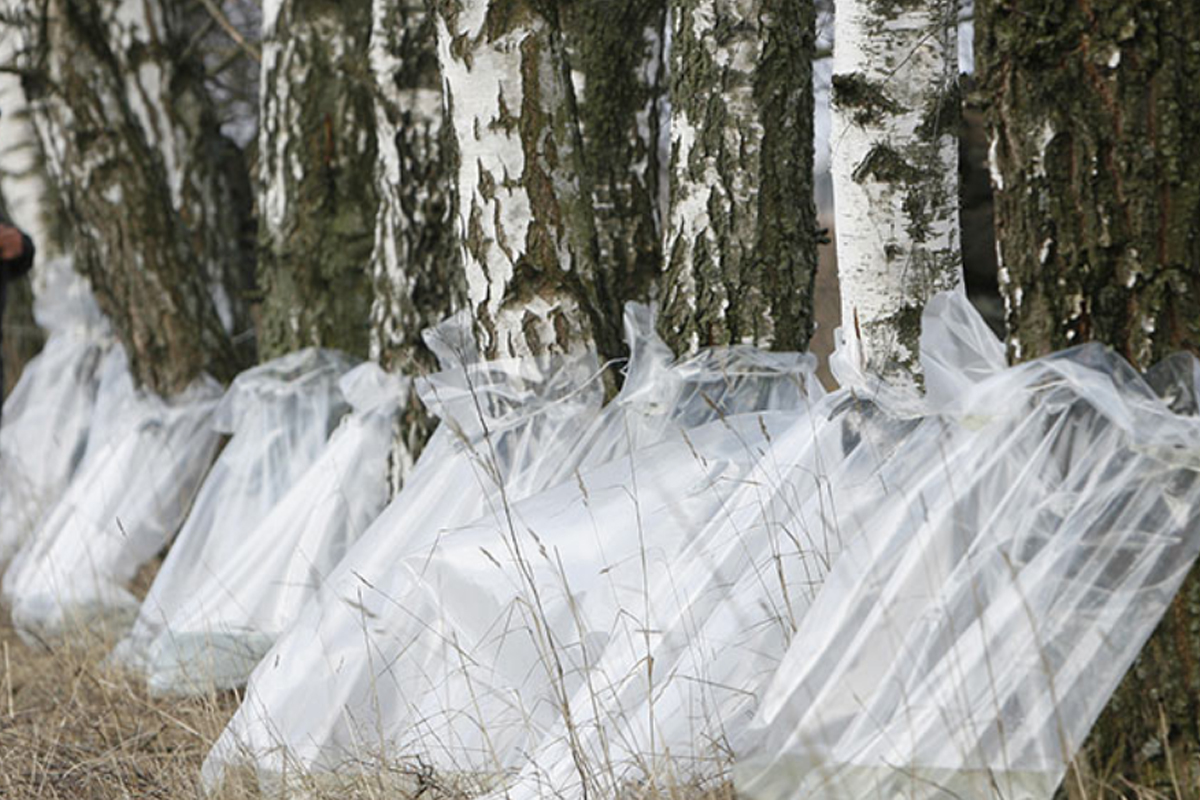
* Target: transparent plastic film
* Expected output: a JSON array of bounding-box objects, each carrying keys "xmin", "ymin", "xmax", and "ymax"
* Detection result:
[
  {"xmin": 139, "ymin": 363, "xmax": 408, "ymax": 693},
  {"xmin": 203, "ymin": 304, "xmax": 824, "ymax": 792},
  {"xmin": 111, "ymin": 348, "xmax": 356, "ymax": 683},
  {"xmin": 4, "ymin": 345, "xmax": 223, "ymax": 643},
  {"xmin": 0, "ymin": 258, "xmax": 110, "ymax": 564},
  {"xmin": 735, "ymin": 294, "xmax": 1200, "ymax": 800}
]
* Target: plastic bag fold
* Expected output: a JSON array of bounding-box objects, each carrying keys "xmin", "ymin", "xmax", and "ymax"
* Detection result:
[
  {"xmin": 111, "ymin": 348, "xmax": 356, "ymax": 684},
  {"xmin": 734, "ymin": 292, "xmax": 1200, "ymax": 800},
  {"xmin": 137, "ymin": 362, "xmax": 409, "ymax": 693},
  {"xmin": 202, "ymin": 304, "xmax": 823, "ymax": 792},
  {"xmin": 4, "ymin": 344, "xmax": 224, "ymax": 643},
  {"xmin": 0, "ymin": 258, "xmax": 110, "ymax": 564}
]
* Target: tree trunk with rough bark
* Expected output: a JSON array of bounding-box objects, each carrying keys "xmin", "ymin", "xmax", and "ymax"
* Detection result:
[
  {"xmin": 257, "ymin": 0, "xmax": 379, "ymax": 360},
  {"xmin": 369, "ymin": 0, "xmax": 462, "ymax": 484},
  {"xmin": 431, "ymin": 0, "xmax": 613, "ymax": 362},
  {"xmin": 979, "ymin": 2, "xmax": 1200, "ymax": 796},
  {"xmin": 559, "ymin": 0, "xmax": 667, "ymax": 333},
  {"xmin": 660, "ymin": 0, "xmax": 820, "ymax": 354},
  {"xmin": 7, "ymin": 0, "xmax": 254, "ymax": 394},
  {"xmin": 831, "ymin": 0, "xmax": 962, "ymax": 385}
]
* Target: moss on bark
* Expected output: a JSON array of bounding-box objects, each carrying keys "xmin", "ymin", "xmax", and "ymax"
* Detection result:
[
  {"xmin": 257, "ymin": 0, "xmax": 379, "ymax": 361},
  {"xmin": 980, "ymin": 1, "xmax": 1200, "ymax": 794},
  {"xmin": 559, "ymin": 0, "xmax": 666, "ymax": 346},
  {"xmin": 659, "ymin": 0, "xmax": 819, "ymax": 354}
]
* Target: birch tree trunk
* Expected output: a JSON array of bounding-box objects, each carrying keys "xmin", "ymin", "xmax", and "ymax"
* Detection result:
[
  {"xmin": 831, "ymin": 0, "xmax": 962, "ymax": 384},
  {"xmin": 661, "ymin": 0, "xmax": 820, "ymax": 353},
  {"xmin": 559, "ymin": 0, "xmax": 667, "ymax": 330},
  {"xmin": 431, "ymin": 0, "xmax": 612, "ymax": 361},
  {"xmin": 369, "ymin": 0, "xmax": 462, "ymax": 483},
  {"xmin": 978, "ymin": 3, "xmax": 1200, "ymax": 795},
  {"xmin": 257, "ymin": 0, "xmax": 379, "ymax": 360},
  {"xmin": 7, "ymin": 0, "xmax": 253, "ymax": 394}
]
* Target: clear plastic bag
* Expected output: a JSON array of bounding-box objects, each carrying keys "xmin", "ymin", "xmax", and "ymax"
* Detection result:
[
  {"xmin": 496, "ymin": 394, "xmax": 920, "ymax": 800},
  {"xmin": 203, "ymin": 314, "xmax": 608, "ymax": 789},
  {"xmin": 202, "ymin": 305, "xmax": 822, "ymax": 791},
  {"xmin": 138, "ymin": 363, "xmax": 409, "ymax": 694},
  {"xmin": 734, "ymin": 293, "xmax": 1200, "ymax": 800},
  {"xmin": 3, "ymin": 344, "xmax": 224, "ymax": 643},
  {"xmin": 111, "ymin": 348, "xmax": 356, "ymax": 679},
  {"xmin": 0, "ymin": 258, "xmax": 110, "ymax": 564}
]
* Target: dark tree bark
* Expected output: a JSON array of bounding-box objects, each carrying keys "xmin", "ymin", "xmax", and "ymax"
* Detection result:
[
  {"xmin": 979, "ymin": 2, "xmax": 1200, "ymax": 795},
  {"xmin": 559, "ymin": 0, "xmax": 667, "ymax": 336},
  {"xmin": 431, "ymin": 0, "xmax": 616, "ymax": 362},
  {"xmin": 257, "ymin": 0, "xmax": 380, "ymax": 360},
  {"xmin": 11, "ymin": 0, "xmax": 254, "ymax": 394},
  {"xmin": 368, "ymin": 0, "xmax": 462, "ymax": 484},
  {"xmin": 1, "ymin": 274, "xmax": 42, "ymax": 398},
  {"xmin": 659, "ymin": 0, "xmax": 820, "ymax": 353},
  {"xmin": 980, "ymin": 0, "xmax": 1200, "ymax": 369}
]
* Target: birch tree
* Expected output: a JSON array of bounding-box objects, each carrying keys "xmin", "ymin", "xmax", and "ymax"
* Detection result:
[
  {"xmin": 257, "ymin": 0, "xmax": 379, "ymax": 360},
  {"xmin": 831, "ymin": 0, "xmax": 962, "ymax": 383},
  {"xmin": 6, "ymin": 0, "xmax": 254, "ymax": 394},
  {"xmin": 559, "ymin": 0, "xmax": 667, "ymax": 330},
  {"xmin": 431, "ymin": 0, "xmax": 615, "ymax": 361},
  {"xmin": 660, "ymin": 0, "xmax": 820, "ymax": 353},
  {"xmin": 979, "ymin": 2, "xmax": 1200, "ymax": 793},
  {"xmin": 369, "ymin": 0, "xmax": 462, "ymax": 479}
]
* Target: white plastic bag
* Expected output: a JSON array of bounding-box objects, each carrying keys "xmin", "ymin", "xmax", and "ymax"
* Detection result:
[
  {"xmin": 4, "ymin": 345, "xmax": 224, "ymax": 643},
  {"xmin": 138, "ymin": 363, "xmax": 409, "ymax": 693},
  {"xmin": 0, "ymin": 258, "xmax": 110, "ymax": 564},
  {"xmin": 203, "ymin": 305, "xmax": 821, "ymax": 791},
  {"xmin": 112, "ymin": 348, "xmax": 356, "ymax": 680},
  {"xmin": 497, "ymin": 390, "xmax": 920, "ymax": 800},
  {"xmin": 734, "ymin": 293, "xmax": 1200, "ymax": 800},
  {"xmin": 203, "ymin": 313, "xmax": 609, "ymax": 789}
]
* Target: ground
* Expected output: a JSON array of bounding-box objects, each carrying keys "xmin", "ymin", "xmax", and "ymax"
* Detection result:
[{"xmin": 0, "ymin": 567, "xmax": 734, "ymax": 800}]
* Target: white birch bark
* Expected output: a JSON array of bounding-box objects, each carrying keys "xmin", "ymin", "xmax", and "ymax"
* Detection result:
[
  {"xmin": 369, "ymin": 0, "xmax": 461, "ymax": 490},
  {"xmin": 4, "ymin": 0, "xmax": 249, "ymax": 392},
  {"xmin": 832, "ymin": 0, "xmax": 963, "ymax": 385},
  {"xmin": 432, "ymin": 0, "xmax": 604, "ymax": 361},
  {"xmin": 0, "ymin": 35, "xmax": 57, "ymax": 265},
  {"xmin": 661, "ymin": 0, "xmax": 818, "ymax": 353}
]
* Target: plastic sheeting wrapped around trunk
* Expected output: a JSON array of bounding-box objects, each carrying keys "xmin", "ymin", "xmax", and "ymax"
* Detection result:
[
  {"xmin": 0, "ymin": 258, "xmax": 110, "ymax": 565},
  {"xmin": 3, "ymin": 345, "xmax": 224, "ymax": 643},
  {"xmin": 734, "ymin": 293, "xmax": 1200, "ymax": 800},
  {"xmin": 111, "ymin": 348, "xmax": 356, "ymax": 687},
  {"xmin": 138, "ymin": 363, "xmax": 409, "ymax": 693},
  {"xmin": 202, "ymin": 304, "xmax": 822, "ymax": 792}
]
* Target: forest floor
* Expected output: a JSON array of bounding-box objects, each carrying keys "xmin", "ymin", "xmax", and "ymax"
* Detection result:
[
  {"xmin": 0, "ymin": 608, "xmax": 241, "ymax": 799},
  {"xmin": 0, "ymin": 563, "xmax": 734, "ymax": 800},
  {"xmin": 0, "ymin": 556, "xmax": 253, "ymax": 800}
]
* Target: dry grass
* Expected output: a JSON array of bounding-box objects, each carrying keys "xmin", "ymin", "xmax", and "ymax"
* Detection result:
[
  {"xmin": 0, "ymin": 554, "xmax": 253, "ymax": 799},
  {"xmin": 0, "ymin": 609, "xmax": 242, "ymax": 799},
  {"xmin": 0, "ymin": 604, "xmax": 740, "ymax": 800}
]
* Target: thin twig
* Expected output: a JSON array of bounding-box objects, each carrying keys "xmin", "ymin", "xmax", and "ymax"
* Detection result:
[{"xmin": 195, "ymin": 0, "xmax": 261, "ymax": 64}]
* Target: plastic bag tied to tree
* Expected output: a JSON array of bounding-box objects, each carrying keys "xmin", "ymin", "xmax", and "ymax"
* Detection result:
[
  {"xmin": 3, "ymin": 343, "xmax": 224, "ymax": 643},
  {"xmin": 202, "ymin": 303, "xmax": 823, "ymax": 792},
  {"xmin": 734, "ymin": 292, "xmax": 1200, "ymax": 800},
  {"xmin": 138, "ymin": 362, "xmax": 410, "ymax": 694},
  {"xmin": 110, "ymin": 347, "xmax": 356, "ymax": 684},
  {"xmin": 0, "ymin": 258, "xmax": 111, "ymax": 564}
]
